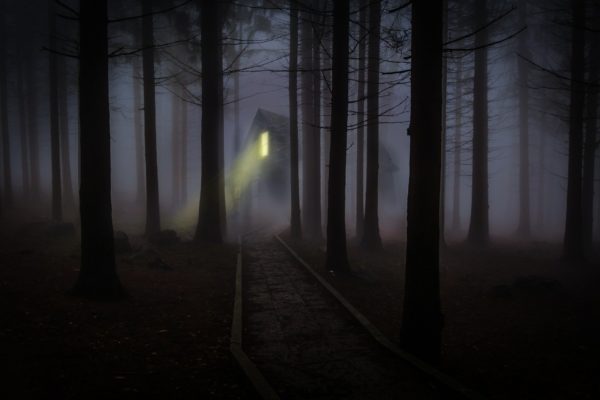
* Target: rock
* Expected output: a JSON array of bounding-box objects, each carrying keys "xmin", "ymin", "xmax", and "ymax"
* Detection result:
[
  {"xmin": 114, "ymin": 231, "xmax": 132, "ymax": 254},
  {"xmin": 148, "ymin": 229, "xmax": 180, "ymax": 246}
]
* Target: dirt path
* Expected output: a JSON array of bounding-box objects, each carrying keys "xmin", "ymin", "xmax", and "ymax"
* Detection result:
[{"xmin": 242, "ymin": 239, "xmax": 445, "ymax": 400}]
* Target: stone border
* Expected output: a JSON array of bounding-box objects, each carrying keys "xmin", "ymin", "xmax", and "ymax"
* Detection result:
[
  {"xmin": 275, "ymin": 234, "xmax": 486, "ymax": 400},
  {"xmin": 230, "ymin": 243, "xmax": 280, "ymax": 400}
]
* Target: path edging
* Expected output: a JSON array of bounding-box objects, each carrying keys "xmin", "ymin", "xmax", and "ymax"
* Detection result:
[
  {"xmin": 275, "ymin": 234, "xmax": 486, "ymax": 400},
  {"xmin": 230, "ymin": 242, "xmax": 280, "ymax": 400}
]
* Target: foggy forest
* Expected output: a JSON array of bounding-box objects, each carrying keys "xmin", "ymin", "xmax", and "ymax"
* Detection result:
[{"xmin": 1, "ymin": 0, "xmax": 599, "ymax": 398}]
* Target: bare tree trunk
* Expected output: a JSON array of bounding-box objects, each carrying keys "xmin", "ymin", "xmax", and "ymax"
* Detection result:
[
  {"xmin": 582, "ymin": 31, "xmax": 599, "ymax": 255},
  {"xmin": 517, "ymin": 1, "xmax": 531, "ymax": 237},
  {"xmin": 563, "ymin": 0, "xmax": 585, "ymax": 262},
  {"xmin": 467, "ymin": 0, "xmax": 490, "ymax": 246},
  {"xmin": 401, "ymin": 0, "xmax": 444, "ymax": 365},
  {"xmin": 171, "ymin": 89, "xmax": 181, "ymax": 208},
  {"xmin": 142, "ymin": 1, "xmax": 161, "ymax": 236},
  {"xmin": 18, "ymin": 59, "xmax": 30, "ymax": 203},
  {"xmin": 301, "ymin": 2, "xmax": 321, "ymax": 240},
  {"xmin": 59, "ymin": 55, "xmax": 76, "ymax": 214},
  {"xmin": 132, "ymin": 58, "xmax": 145, "ymax": 206},
  {"xmin": 361, "ymin": 0, "xmax": 382, "ymax": 250},
  {"xmin": 28, "ymin": 58, "xmax": 40, "ymax": 203},
  {"xmin": 326, "ymin": 0, "xmax": 350, "ymax": 273},
  {"xmin": 0, "ymin": 2, "xmax": 11, "ymax": 210},
  {"xmin": 195, "ymin": 0, "xmax": 223, "ymax": 243},
  {"xmin": 72, "ymin": 0, "xmax": 122, "ymax": 298},
  {"xmin": 355, "ymin": 0, "xmax": 367, "ymax": 238},
  {"xmin": 537, "ymin": 115, "xmax": 546, "ymax": 233},
  {"xmin": 181, "ymin": 95, "xmax": 188, "ymax": 205},
  {"xmin": 439, "ymin": 0, "xmax": 448, "ymax": 248},
  {"xmin": 289, "ymin": 1, "xmax": 302, "ymax": 239},
  {"xmin": 451, "ymin": 56, "xmax": 462, "ymax": 232},
  {"xmin": 48, "ymin": 2, "xmax": 63, "ymax": 222}
]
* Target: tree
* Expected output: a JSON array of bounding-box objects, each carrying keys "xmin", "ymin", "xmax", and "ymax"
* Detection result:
[
  {"xmin": 58, "ymin": 54, "xmax": 76, "ymax": 214},
  {"xmin": 361, "ymin": 0, "xmax": 382, "ymax": 251},
  {"xmin": 0, "ymin": 0, "xmax": 12, "ymax": 211},
  {"xmin": 355, "ymin": 0, "xmax": 367, "ymax": 239},
  {"xmin": 72, "ymin": 0, "xmax": 122, "ymax": 298},
  {"xmin": 289, "ymin": 0, "xmax": 302, "ymax": 239},
  {"xmin": 582, "ymin": 27, "xmax": 599, "ymax": 255},
  {"xmin": 142, "ymin": 0, "xmax": 161, "ymax": 236},
  {"xmin": 451, "ymin": 56, "xmax": 463, "ymax": 232},
  {"xmin": 48, "ymin": 0, "xmax": 63, "ymax": 222},
  {"xmin": 326, "ymin": 0, "xmax": 350, "ymax": 273},
  {"xmin": 400, "ymin": 0, "xmax": 444, "ymax": 365},
  {"xmin": 562, "ymin": 0, "xmax": 585, "ymax": 262},
  {"xmin": 517, "ymin": 0, "xmax": 531, "ymax": 237},
  {"xmin": 195, "ymin": 0, "xmax": 224, "ymax": 243},
  {"xmin": 301, "ymin": 0, "xmax": 322, "ymax": 240},
  {"xmin": 132, "ymin": 57, "xmax": 145, "ymax": 206},
  {"xmin": 467, "ymin": 0, "xmax": 490, "ymax": 246}
]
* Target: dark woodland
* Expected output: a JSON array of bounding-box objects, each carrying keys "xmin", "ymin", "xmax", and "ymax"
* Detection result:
[{"xmin": 1, "ymin": 0, "xmax": 599, "ymax": 398}]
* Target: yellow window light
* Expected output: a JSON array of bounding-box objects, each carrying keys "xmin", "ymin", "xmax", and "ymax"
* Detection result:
[{"xmin": 260, "ymin": 131, "xmax": 269, "ymax": 158}]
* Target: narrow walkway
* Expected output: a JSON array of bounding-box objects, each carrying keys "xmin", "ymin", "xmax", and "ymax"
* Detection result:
[{"xmin": 243, "ymin": 239, "xmax": 445, "ymax": 400}]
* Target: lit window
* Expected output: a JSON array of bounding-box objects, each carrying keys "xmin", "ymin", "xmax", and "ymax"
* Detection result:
[{"xmin": 260, "ymin": 131, "xmax": 269, "ymax": 158}]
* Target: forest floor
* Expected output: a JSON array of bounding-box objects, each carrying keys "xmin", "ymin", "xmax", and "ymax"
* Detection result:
[
  {"xmin": 282, "ymin": 232, "xmax": 600, "ymax": 400},
  {"xmin": 0, "ymin": 219, "xmax": 255, "ymax": 399}
]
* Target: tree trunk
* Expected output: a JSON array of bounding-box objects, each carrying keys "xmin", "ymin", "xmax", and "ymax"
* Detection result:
[
  {"xmin": 218, "ymin": 15, "xmax": 227, "ymax": 237},
  {"xmin": 439, "ymin": 0, "xmax": 448, "ymax": 248},
  {"xmin": 28, "ymin": 55, "xmax": 41, "ymax": 203},
  {"xmin": 181, "ymin": 95, "xmax": 188, "ymax": 205},
  {"xmin": 48, "ymin": 2, "xmax": 62, "ymax": 222},
  {"xmin": 467, "ymin": 0, "xmax": 490, "ymax": 246},
  {"xmin": 0, "ymin": 2, "xmax": 11, "ymax": 210},
  {"xmin": 537, "ymin": 114, "xmax": 546, "ymax": 232},
  {"xmin": 361, "ymin": 0, "xmax": 382, "ymax": 250},
  {"xmin": 355, "ymin": 0, "xmax": 366, "ymax": 238},
  {"xmin": 582, "ymin": 30, "xmax": 599, "ymax": 255},
  {"xmin": 563, "ymin": 0, "xmax": 585, "ymax": 262},
  {"xmin": 326, "ymin": 0, "xmax": 350, "ymax": 273},
  {"xmin": 59, "ymin": 55, "xmax": 76, "ymax": 214},
  {"xmin": 171, "ymin": 88, "xmax": 181, "ymax": 208},
  {"xmin": 300, "ymin": 2, "xmax": 322, "ymax": 240},
  {"xmin": 517, "ymin": 1, "xmax": 531, "ymax": 236},
  {"xmin": 142, "ymin": 1, "xmax": 161, "ymax": 236},
  {"xmin": 451, "ymin": 56, "xmax": 462, "ymax": 232},
  {"xmin": 72, "ymin": 0, "xmax": 122, "ymax": 298},
  {"xmin": 289, "ymin": 1, "xmax": 302, "ymax": 239},
  {"xmin": 18, "ymin": 58, "xmax": 30, "ymax": 203},
  {"xmin": 195, "ymin": 0, "xmax": 223, "ymax": 243},
  {"xmin": 400, "ymin": 0, "xmax": 444, "ymax": 365},
  {"xmin": 132, "ymin": 58, "xmax": 145, "ymax": 206}
]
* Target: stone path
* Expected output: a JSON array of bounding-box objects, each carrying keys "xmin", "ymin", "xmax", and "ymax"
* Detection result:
[{"xmin": 243, "ymin": 239, "xmax": 447, "ymax": 400}]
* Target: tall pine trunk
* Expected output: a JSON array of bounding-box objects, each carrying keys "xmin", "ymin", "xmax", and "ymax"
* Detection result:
[
  {"xmin": 72, "ymin": 0, "xmax": 122, "ymax": 298},
  {"xmin": 28, "ymin": 56, "xmax": 41, "ymax": 203},
  {"xmin": 301, "ymin": 2, "xmax": 321, "ymax": 240},
  {"xmin": 451, "ymin": 56, "xmax": 462, "ymax": 232},
  {"xmin": 59, "ymin": 55, "xmax": 76, "ymax": 214},
  {"xmin": 142, "ymin": 1, "xmax": 161, "ymax": 236},
  {"xmin": 0, "ymin": 1, "xmax": 11, "ymax": 210},
  {"xmin": 517, "ymin": 1, "xmax": 531, "ymax": 236},
  {"xmin": 582, "ymin": 30, "xmax": 599, "ymax": 255},
  {"xmin": 361, "ymin": 0, "xmax": 382, "ymax": 250},
  {"xmin": 181, "ymin": 95, "xmax": 188, "ymax": 205},
  {"xmin": 289, "ymin": 1, "xmax": 302, "ymax": 239},
  {"xmin": 18, "ymin": 58, "xmax": 30, "ymax": 202},
  {"xmin": 401, "ymin": 0, "xmax": 444, "ymax": 365},
  {"xmin": 563, "ymin": 0, "xmax": 585, "ymax": 262},
  {"xmin": 195, "ymin": 0, "xmax": 223, "ymax": 243},
  {"xmin": 132, "ymin": 58, "xmax": 145, "ymax": 206},
  {"xmin": 171, "ymin": 89, "xmax": 181, "ymax": 208},
  {"xmin": 467, "ymin": 0, "xmax": 490, "ymax": 246},
  {"xmin": 355, "ymin": 0, "xmax": 367, "ymax": 238},
  {"xmin": 326, "ymin": 0, "xmax": 350, "ymax": 273},
  {"xmin": 48, "ymin": 1, "xmax": 62, "ymax": 222}
]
